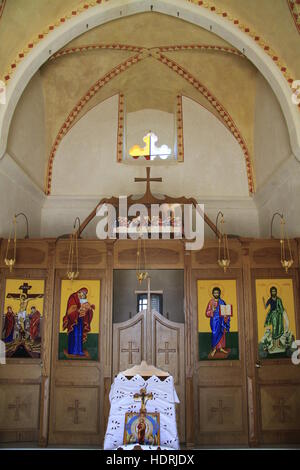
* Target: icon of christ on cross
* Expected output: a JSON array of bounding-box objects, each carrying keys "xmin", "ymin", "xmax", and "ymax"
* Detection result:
[{"xmin": 133, "ymin": 387, "xmax": 153, "ymax": 414}]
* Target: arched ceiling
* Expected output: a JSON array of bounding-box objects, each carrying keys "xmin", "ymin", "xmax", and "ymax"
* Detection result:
[
  {"xmin": 1, "ymin": 1, "xmax": 299, "ymax": 196},
  {"xmin": 0, "ymin": 0, "xmax": 299, "ymax": 83},
  {"xmin": 37, "ymin": 12, "xmax": 257, "ymax": 193}
]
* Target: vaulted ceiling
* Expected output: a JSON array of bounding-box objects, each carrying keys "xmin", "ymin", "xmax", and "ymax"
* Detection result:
[{"xmin": 1, "ymin": 0, "xmax": 299, "ymax": 195}]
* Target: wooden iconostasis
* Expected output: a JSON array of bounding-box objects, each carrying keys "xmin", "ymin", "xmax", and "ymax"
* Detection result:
[{"xmin": 0, "ymin": 238, "xmax": 300, "ymax": 447}]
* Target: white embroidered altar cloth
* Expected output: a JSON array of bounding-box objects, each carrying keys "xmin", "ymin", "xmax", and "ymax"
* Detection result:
[{"xmin": 104, "ymin": 373, "xmax": 180, "ymax": 450}]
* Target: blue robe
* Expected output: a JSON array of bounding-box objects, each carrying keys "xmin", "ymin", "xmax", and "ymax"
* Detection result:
[
  {"xmin": 67, "ymin": 317, "xmax": 84, "ymax": 355},
  {"xmin": 209, "ymin": 298, "xmax": 230, "ymax": 348}
]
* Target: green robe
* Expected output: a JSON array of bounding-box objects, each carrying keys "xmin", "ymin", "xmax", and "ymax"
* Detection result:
[{"xmin": 264, "ymin": 297, "xmax": 284, "ymax": 340}]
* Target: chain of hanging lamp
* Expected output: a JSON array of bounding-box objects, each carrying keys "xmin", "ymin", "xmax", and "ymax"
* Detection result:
[
  {"xmin": 216, "ymin": 211, "xmax": 230, "ymax": 273},
  {"xmin": 279, "ymin": 216, "xmax": 293, "ymax": 273},
  {"xmin": 4, "ymin": 215, "xmax": 17, "ymax": 272},
  {"xmin": 136, "ymin": 224, "xmax": 149, "ymax": 284},
  {"xmin": 67, "ymin": 217, "xmax": 80, "ymax": 280}
]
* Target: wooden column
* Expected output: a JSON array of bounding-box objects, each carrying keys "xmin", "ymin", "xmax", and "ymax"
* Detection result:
[
  {"xmin": 39, "ymin": 241, "xmax": 55, "ymax": 446},
  {"xmin": 241, "ymin": 240, "xmax": 259, "ymax": 446},
  {"xmin": 184, "ymin": 249, "xmax": 194, "ymax": 447},
  {"xmin": 103, "ymin": 241, "xmax": 114, "ymax": 440}
]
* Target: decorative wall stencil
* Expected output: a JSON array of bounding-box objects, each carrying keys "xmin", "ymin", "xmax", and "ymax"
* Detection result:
[
  {"xmin": 188, "ymin": 0, "xmax": 296, "ymax": 89},
  {"xmin": 117, "ymin": 93, "xmax": 124, "ymax": 163},
  {"xmin": 287, "ymin": 1, "xmax": 300, "ymax": 34},
  {"xmin": 2, "ymin": 0, "xmax": 108, "ymax": 83},
  {"xmin": 198, "ymin": 279, "xmax": 239, "ymax": 360},
  {"xmin": 0, "ymin": 0, "xmax": 6, "ymax": 21}
]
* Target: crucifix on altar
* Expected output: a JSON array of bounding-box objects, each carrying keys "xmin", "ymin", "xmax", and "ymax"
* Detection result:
[{"xmin": 133, "ymin": 387, "xmax": 153, "ymax": 414}]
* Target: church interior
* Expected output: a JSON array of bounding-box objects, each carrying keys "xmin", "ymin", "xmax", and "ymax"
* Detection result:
[{"xmin": 0, "ymin": 0, "xmax": 300, "ymax": 449}]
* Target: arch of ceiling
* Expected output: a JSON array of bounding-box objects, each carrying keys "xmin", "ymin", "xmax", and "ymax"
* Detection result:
[
  {"xmin": 0, "ymin": 0, "xmax": 299, "ymax": 181},
  {"xmin": 43, "ymin": 41, "xmax": 254, "ymax": 195}
]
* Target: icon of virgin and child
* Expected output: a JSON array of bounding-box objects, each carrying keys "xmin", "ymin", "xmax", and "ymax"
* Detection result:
[
  {"xmin": 63, "ymin": 287, "xmax": 95, "ymax": 358},
  {"xmin": 205, "ymin": 286, "xmax": 232, "ymax": 358}
]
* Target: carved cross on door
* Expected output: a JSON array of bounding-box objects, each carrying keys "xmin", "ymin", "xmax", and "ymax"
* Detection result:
[
  {"xmin": 8, "ymin": 396, "xmax": 28, "ymax": 421},
  {"xmin": 210, "ymin": 399, "xmax": 231, "ymax": 425},
  {"xmin": 158, "ymin": 341, "xmax": 176, "ymax": 364},
  {"xmin": 273, "ymin": 397, "xmax": 291, "ymax": 423},
  {"xmin": 121, "ymin": 341, "xmax": 139, "ymax": 364},
  {"xmin": 67, "ymin": 399, "xmax": 86, "ymax": 424},
  {"xmin": 134, "ymin": 387, "xmax": 153, "ymax": 413}
]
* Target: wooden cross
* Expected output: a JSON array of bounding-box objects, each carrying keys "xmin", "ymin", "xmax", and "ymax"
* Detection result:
[
  {"xmin": 19, "ymin": 283, "xmax": 32, "ymax": 295},
  {"xmin": 121, "ymin": 341, "xmax": 139, "ymax": 364},
  {"xmin": 8, "ymin": 396, "xmax": 28, "ymax": 421},
  {"xmin": 134, "ymin": 387, "xmax": 153, "ymax": 413},
  {"xmin": 67, "ymin": 399, "xmax": 86, "ymax": 424},
  {"xmin": 134, "ymin": 167, "xmax": 162, "ymax": 198},
  {"xmin": 158, "ymin": 341, "xmax": 176, "ymax": 364},
  {"xmin": 7, "ymin": 281, "xmax": 43, "ymax": 301},
  {"xmin": 273, "ymin": 398, "xmax": 291, "ymax": 423},
  {"xmin": 210, "ymin": 399, "xmax": 231, "ymax": 425}
]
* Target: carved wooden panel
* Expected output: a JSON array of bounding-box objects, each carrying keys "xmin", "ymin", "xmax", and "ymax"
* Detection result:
[
  {"xmin": 191, "ymin": 268, "xmax": 249, "ymax": 445},
  {"xmin": 113, "ymin": 311, "xmax": 145, "ymax": 376},
  {"xmin": 114, "ymin": 240, "xmax": 184, "ymax": 269},
  {"xmin": 53, "ymin": 386, "xmax": 99, "ymax": 434},
  {"xmin": 0, "ymin": 240, "xmax": 48, "ymax": 268},
  {"xmin": 249, "ymin": 240, "xmax": 299, "ymax": 268},
  {"xmin": 152, "ymin": 311, "xmax": 185, "ymax": 442},
  {"xmin": 260, "ymin": 385, "xmax": 300, "ymax": 431},
  {"xmin": 48, "ymin": 268, "xmax": 106, "ymax": 445},
  {"xmin": 0, "ymin": 384, "xmax": 40, "ymax": 430},
  {"xmin": 198, "ymin": 387, "xmax": 243, "ymax": 432},
  {"xmin": 112, "ymin": 309, "xmax": 185, "ymax": 441},
  {"xmin": 192, "ymin": 244, "xmax": 241, "ymax": 268},
  {"xmin": 152, "ymin": 313, "xmax": 183, "ymax": 385},
  {"xmin": 55, "ymin": 240, "xmax": 107, "ymax": 269},
  {"xmin": 55, "ymin": 366, "xmax": 100, "ymax": 386}
]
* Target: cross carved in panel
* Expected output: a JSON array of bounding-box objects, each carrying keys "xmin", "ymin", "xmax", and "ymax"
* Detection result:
[
  {"xmin": 8, "ymin": 396, "xmax": 28, "ymax": 421},
  {"xmin": 158, "ymin": 341, "xmax": 176, "ymax": 364},
  {"xmin": 210, "ymin": 399, "xmax": 231, "ymax": 425},
  {"xmin": 121, "ymin": 341, "xmax": 139, "ymax": 364},
  {"xmin": 67, "ymin": 399, "xmax": 86, "ymax": 425},
  {"xmin": 273, "ymin": 397, "xmax": 291, "ymax": 423}
]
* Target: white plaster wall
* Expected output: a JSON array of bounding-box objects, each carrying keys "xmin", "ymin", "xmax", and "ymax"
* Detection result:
[
  {"xmin": 51, "ymin": 95, "xmax": 250, "ymax": 198},
  {"xmin": 0, "ymin": 153, "xmax": 44, "ymax": 238},
  {"xmin": 41, "ymin": 195, "xmax": 259, "ymax": 239},
  {"xmin": 46, "ymin": 94, "xmax": 259, "ymax": 238},
  {"xmin": 253, "ymin": 74, "xmax": 300, "ymax": 238},
  {"xmin": 7, "ymin": 70, "xmax": 46, "ymax": 190},
  {"xmin": 255, "ymin": 155, "xmax": 300, "ymax": 238},
  {"xmin": 254, "ymin": 74, "xmax": 291, "ymax": 189}
]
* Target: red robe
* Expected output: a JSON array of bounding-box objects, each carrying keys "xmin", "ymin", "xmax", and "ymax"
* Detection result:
[
  {"xmin": 62, "ymin": 291, "xmax": 94, "ymax": 343},
  {"xmin": 30, "ymin": 310, "xmax": 40, "ymax": 340}
]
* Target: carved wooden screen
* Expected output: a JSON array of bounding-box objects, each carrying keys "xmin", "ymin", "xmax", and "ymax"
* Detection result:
[{"xmin": 113, "ymin": 309, "xmax": 185, "ymax": 442}]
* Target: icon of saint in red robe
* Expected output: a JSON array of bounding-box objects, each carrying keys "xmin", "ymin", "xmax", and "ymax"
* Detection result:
[
  {"xmin": 2, "ymin": 306, "xmax": 15, "ymax": 343},
  {"xmin": 29, "ymin": 306, "xmax": 40, "ymax": 341},
  {"xmin": 62, "ymin": 287, "xmax": 94, "ymax": 357}
]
